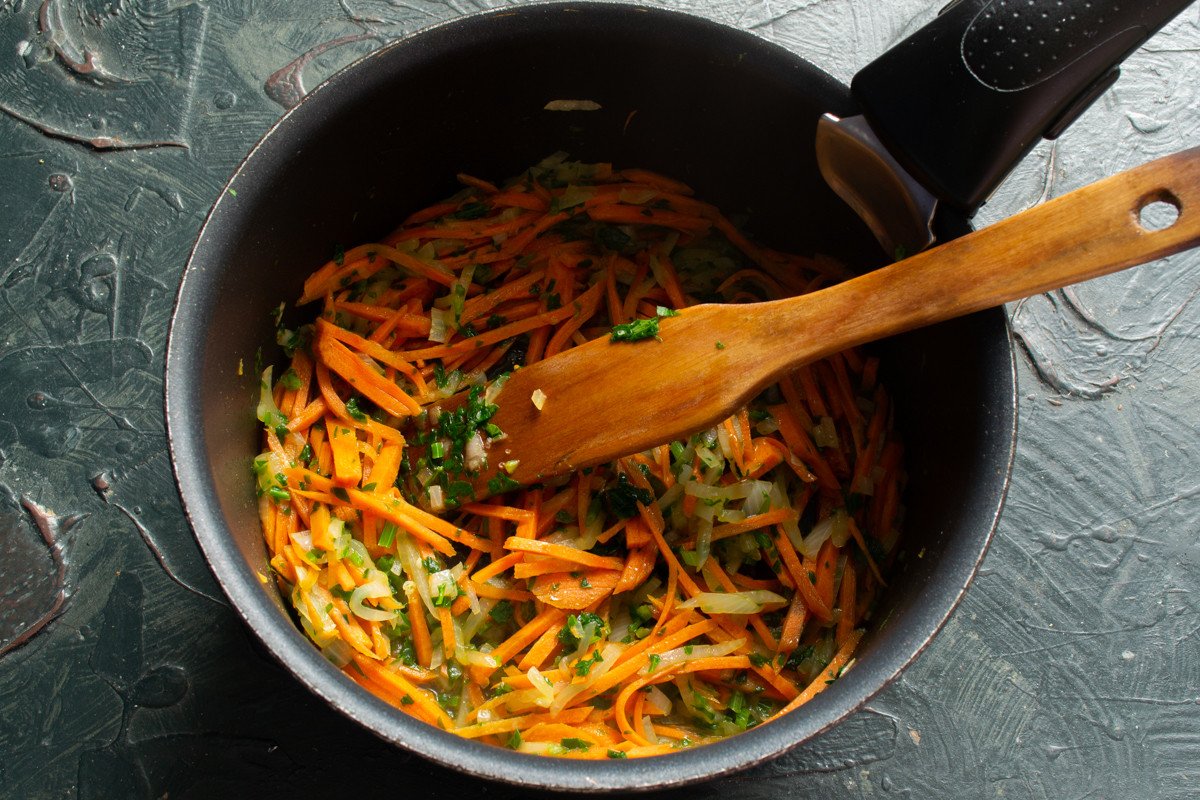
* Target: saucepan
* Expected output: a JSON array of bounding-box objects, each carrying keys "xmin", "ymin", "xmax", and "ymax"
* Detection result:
[{"xmin": 164, "ymin": 0, "xmax": 1190, "ymax": 790}]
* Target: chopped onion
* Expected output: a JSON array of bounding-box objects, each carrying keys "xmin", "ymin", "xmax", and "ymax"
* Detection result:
[
  {"xmin": 715, "ymin": 425, "xmax": 735, "ymax": 461},
  {"xmin": 656, "ymin": 482, "xmax": 685, "ymax": 511},
  {"xmin": 801, "ymin": 516, "xmax": 834, "ymax": 559},
  {"xmin": 484, "ymin": 372, "xmax": 510, "ymax": 404},
  {"xmin": 695, "ymin": 444, "xmax": 723, "ymax": 471},
  {"xmin": 464, "ymin": 431, "xmax": 486, "ymax": 472},
  {"xmin": 755, "ymin": 414, "xmax": 780, "ymax": 435},
  {"xmin": 321, "ymin": 639, "xmax": 353, "ymax": 667},
  {"xmin": 653, "ymin": 638, "xmax": 745, "ymax": 672},
  {"xmin": 455, "ymin": 646, "xmax": 498, "ymax": 669},
  {"xmin": 531, "ymin": 388, "xmax": 547, "ymax": 410},
  {"xmin": 255, "ymin": 367, "xmax": 286, "ymax": 429},
  {"xmin": 428, "ymin": 308, "xmax": 452, "ymax": 343},
  {"xmin": 289, "ymin": 529, "xmax": 314, "ymax": 552},
  {"xmin": 527, "ymin": 666, "xmax": 555, "ymax": 707},
  {"xmin": 350, "ymin": 580, "xmax": 397, "ymax": 622},
  {"xmin": 813, "ymin": 416, "xmax": 839, "ymax": 448},
  {"xmin": 427, "ymin": 484, "xmax": 445, "ymax": 512},
  {"xmin": 645, "ymin": 685, "xmax": 672, "ymax": 715},
  {"xmin": 677, "ymin": 590, "xmax": 787, "ymax": 615},
  {"xmin": 429, "ymin": 568, "xmax": 458, "ymax": 604}
]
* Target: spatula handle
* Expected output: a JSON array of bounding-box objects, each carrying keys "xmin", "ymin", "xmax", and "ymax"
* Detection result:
[{"xmin": 772, "ymin": 147, "xmax": 1200, "ymax": 366}]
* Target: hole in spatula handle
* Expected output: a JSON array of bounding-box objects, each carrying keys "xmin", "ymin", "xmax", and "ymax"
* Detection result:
[{"xmin": 1137, "ymin": 191, "xmax": 1182, "ymax": 232}]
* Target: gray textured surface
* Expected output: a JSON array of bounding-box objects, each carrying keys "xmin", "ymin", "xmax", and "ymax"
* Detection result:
[{"xmin": 1, "ymin": 1, "xmax": 1198, "ymax": 797}]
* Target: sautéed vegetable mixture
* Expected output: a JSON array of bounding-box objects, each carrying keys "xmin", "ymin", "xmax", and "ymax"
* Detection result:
[{"xmin": 254, "ymin": 155, "xmax": 905, "ymax": 758}]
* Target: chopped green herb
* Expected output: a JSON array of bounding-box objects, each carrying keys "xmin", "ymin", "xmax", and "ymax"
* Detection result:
[
  {"xmin": 574, "ymin": 650, "xmax": 604, "ymax": 676},
  {"xmin": 715, "ymin": 341, "xmax": 726, "ymax": 350},
  {"xmin": 647, "ymin": 653, "xmax": 661, "ymax": 673},
  {"xmin": 345, "ymin": 397, "xmax": 368, "ymax": 422},
  {"xmin": 279, "ymin": 368, "xmax": 302, "ymax": 390},
  {"xmin": 378, "ymin": 521, "xmax": 397, "ymax": 549},
  {"xmin": 610, "ymin": 316, "xmax": 660, "ymax": 343},
  {"xmin": 602, "ymin": 473, "xmax": 653, "ymax": 518},
  {"xmin": 607, "ymin": 749, "xmax": 627, "ymax": 759},
  {"xmin": 488, "ymin": 474, "xmax": 521, "ymax": 495},
  {"xmin": 489, "ymin": 600, "xmax": 514, "ymax": 624},
  {"xmin": 400, "ymin": 694, "xmax": 414, "ymax": 706},
  {"xmin": 560, "ymin": 737, "xmax": 591, "ymax": 752}
]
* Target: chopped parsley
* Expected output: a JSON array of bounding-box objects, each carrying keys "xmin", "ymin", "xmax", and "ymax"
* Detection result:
[
  {"xmin": 560, "ymin": 737, "xmax": 591, "ymax": 752},
  {"xmin": 278, "ymin": 368, "xmax": 302, "ymax": 390},
  {"xmin": 609, "ymin": 316, "xmax": 660, "ymax": 343},
  {"xmin": 602, "ymin": 473, "xmax": 653, "ymax": 518},
  {"xmin": 345, "ymin": 397, "xmax": 368, "ymax": 422},
  {"xmin": 558, "ymin": 612, "xmax": 609, "ymax": 648},
  {"xmin": 575, "ymin": 650, "xmax": 604, "ymax": 676}
]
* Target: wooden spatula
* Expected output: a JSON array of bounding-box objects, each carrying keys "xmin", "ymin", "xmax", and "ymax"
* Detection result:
[{"xmin": 440, "ymin": 147, "xmax": 1200, "ymax": 498}]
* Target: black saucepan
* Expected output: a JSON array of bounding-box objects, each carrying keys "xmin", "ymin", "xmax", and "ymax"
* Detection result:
[{"xmin": 164, "ymin": 1, "xmax": 1188, "ymax": 790}]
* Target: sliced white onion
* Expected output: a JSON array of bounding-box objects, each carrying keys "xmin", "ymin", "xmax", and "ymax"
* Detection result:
[
  {"xmin": 428, "ymin": 308, "xmax": 452, "ymax": 343},
  {"xmin": 653, "ymin": 638, "xmax": 745, "ymax": 672},
  {"xmin": 801, "ymin": 516, "xmax": 834, "ymax": 559},
  {"xmin": 677, "ymin": 590, "xmax": 787, "ymax": 615},
  {"xmin": 645, "ymin": 685, "xmax": 672, "ymax": 715},
  {"xmin": 350, "ymin": 580, "xmax": 397, "ymax": 622},
  {"xmin": 527, "ymin": 666, "xmax": 555, "ymax": 707}
]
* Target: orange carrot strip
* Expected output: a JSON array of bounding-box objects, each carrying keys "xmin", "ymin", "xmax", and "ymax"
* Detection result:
[
  {"xmin": 438, "ymin": 605, "xmax": 457, "ymax": 657},
  {"xmin": 326, "ymin": 419, "xmax": 362, "ymax": 487},
  {"xmin": 503, "ymin": 537, "xmax": 624, "ymax": 571},
  {"xmin": 402, "ymin": 581, "xmax": 433, "ymax": 668},
  {"xmin": 470, "ymin": 552, "xmax": 524, "ymax": 584},
  {"xmin": 708, "ymin": 508, "xmax": 798, "ymax": 543},
  {"xmin": 530, "ymin": 569, "xmax": 621, "ymax": 611}
]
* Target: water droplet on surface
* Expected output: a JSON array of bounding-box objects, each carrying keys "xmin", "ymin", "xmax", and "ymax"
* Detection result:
[
  {"xmin": 48, "ymin": 174, "xmax": 73, "ymax": 193},
  {"xmin": 213, "ymin": 90, "xmax": 236, "ymax": 109}
]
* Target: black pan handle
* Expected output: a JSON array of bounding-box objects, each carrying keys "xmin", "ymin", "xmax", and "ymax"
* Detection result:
[{"xmin": 851, "ymin": 0, "xmax": 1194, "ymax": 212}]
